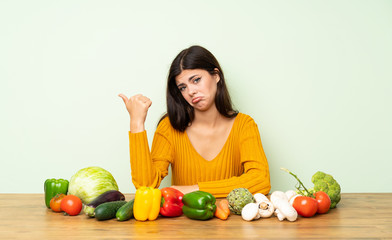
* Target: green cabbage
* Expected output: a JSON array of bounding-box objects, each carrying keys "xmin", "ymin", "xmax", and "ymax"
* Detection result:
[{"xmin": 68, "ymin": 166, "xmax": 119, "ymax": 204}]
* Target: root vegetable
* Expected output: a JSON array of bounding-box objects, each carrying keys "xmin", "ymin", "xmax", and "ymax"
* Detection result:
[{"xmin": 215, "ymin": 199, "xmax": 230, "ymax": 220}]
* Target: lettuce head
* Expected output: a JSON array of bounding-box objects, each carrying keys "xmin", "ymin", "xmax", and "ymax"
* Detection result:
[{"xmin": 68, "ymin": 166, "xmax": 119, "ymax": 204}]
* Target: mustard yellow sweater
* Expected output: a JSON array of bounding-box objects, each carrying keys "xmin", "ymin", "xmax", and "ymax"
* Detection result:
[{"xmin": 129, "ymin": 113, "xmax": 271, "ymax": 197}]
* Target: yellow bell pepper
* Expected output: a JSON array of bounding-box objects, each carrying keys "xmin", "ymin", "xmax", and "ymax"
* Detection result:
[{"xmin": 133, "ymin": 187, "xmax": 161, "ymax": 221}]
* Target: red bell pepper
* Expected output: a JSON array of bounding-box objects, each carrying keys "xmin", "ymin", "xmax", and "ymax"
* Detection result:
[{"xmin": 159, "ymin": 187, "xmax": 184, "ymax": 217}]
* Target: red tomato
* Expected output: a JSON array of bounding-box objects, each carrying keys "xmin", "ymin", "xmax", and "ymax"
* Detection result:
[
  {"xmin": 314, "ymin": 191, "xmax": 331, "ymax": 214},
  {"xmin": 293, "ymin": 196, "xmax": 318, "ymax": 217},
  {"xmin": 50, "ymin": 193, "xmax": 66, "ymax": 212},
  {"xmin": 60, "ymin": 195, "xmax": 83, "ymax": 216}
]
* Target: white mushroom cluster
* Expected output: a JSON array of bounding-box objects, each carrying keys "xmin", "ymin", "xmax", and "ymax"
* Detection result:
[{"xmin": 241, "ymin": 191, "xmax": 299, "ymax": 222}]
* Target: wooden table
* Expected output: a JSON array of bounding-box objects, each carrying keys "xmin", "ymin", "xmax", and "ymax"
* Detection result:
[{"xmin": 0, "ymin": 193, "xmax": 391, "ymax": 239}]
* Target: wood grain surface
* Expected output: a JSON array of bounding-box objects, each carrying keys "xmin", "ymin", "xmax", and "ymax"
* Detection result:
[{"xmin": 0, "ymin": 193, "xmax": 391, "ymax": 239}]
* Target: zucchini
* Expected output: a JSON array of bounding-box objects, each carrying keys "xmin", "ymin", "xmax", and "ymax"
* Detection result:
[
  {"xmin": 116, "ymin": 199, "xmax": 135, "ymax": 221},
  {"xmin": 94, "ymin": 201, "xmax": 127, "ymax": 221},
  {"xmin": 84, "ymin": 190, "xmax": 125, "ymax": 217}
]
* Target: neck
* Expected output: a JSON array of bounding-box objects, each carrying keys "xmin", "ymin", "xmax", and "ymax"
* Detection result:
[{"xmin": 193, "ymin": 106, "xmax": 221, "ymax": 128}]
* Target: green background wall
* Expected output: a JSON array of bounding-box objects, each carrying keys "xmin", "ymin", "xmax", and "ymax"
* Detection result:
[{"xmin": 1, "ymin": 0, "xmax": 391, "ymax": 193}]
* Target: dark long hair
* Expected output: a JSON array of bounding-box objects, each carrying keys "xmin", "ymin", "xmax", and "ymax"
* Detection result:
[{"xmin": 160, "ymin": 45, "xmax": 238, "ymax": 132}]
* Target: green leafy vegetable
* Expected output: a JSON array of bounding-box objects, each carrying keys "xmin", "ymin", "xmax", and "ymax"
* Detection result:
[{"xmin": 68, "ymin": 166, "xmax": 119, "ymax": 204}]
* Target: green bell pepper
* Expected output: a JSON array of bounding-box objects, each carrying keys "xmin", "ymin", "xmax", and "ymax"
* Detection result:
[
  {"xmin": 182, "ymin": 191, "xmax": 216, "ymax": 220},
  {"xmin": 44, "ymin": 178, "xmax": 69, "ymax": 208}
]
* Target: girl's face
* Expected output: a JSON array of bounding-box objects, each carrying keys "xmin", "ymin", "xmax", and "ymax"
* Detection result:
[{"xmin": 175, "ymin": 69, "xmax": 220, "ymax": 112}]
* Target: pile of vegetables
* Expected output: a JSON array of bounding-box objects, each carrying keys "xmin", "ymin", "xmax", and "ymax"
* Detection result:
[
  {"xmin": 226, "ymin": 189, "xmax": 297, "ymax": 222},
  {"xmin": 45, "ymin": 166, "xmax": 132, "ymax": 220},
  {"xmin": 225, "ymin": 168, "xmax": 341, "ymax": 222},
  {"xmin": 280, "ymin": 168, "xmax": 341, "ymax": 218},
  {"xmin": 44, "ymin": 166, "xmax": 341, "ymax": 223},
  {"xmin": 44, "ymin": 178, "xmax": 83, "ymax": 216}
]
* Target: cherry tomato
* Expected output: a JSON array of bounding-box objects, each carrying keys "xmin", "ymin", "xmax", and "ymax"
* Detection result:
[
  {"xmin": 50, "ymin": 193, "xmax": 66, "ymax": 212},
  {"xmin": 314, "ymin": 191, "xmax": 331, "ymax": 214},
  {"xmin": 60, "ymin": 195, "xmax": 83, "ymax": 216},
  {"xmin": 293, "ymin": 196, "xmax": 318, "ymax": 217}
]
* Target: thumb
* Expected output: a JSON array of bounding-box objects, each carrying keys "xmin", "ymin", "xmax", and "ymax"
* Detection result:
[{"xmin": 118, "ymin": 94, "xmax": 128, "ymax": 104}]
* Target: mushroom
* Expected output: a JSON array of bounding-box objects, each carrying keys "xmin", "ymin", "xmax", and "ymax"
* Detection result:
[
  {"xmin": 285, "ymin": 190, "xmax": 300, "ymax": 206},
  {"xmin": 254, "ymin": 193, "xmax": 274, "ymax": 218},
  {"xmin": 241, "ymin": 203, "xmax": 260, "ymax": 221},
  {"xmin": 270, "ymin": 191, "xmax": 298, "ymax": 222}
]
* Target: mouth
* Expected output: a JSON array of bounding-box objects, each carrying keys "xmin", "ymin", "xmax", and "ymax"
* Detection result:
[{"xmin": 192, "ymin": 97, "xmax": 202, "ymax": 104}]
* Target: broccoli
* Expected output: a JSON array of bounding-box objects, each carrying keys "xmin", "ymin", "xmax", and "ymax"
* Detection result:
[
  {"xmin": 311, "ymin": 171, "xmax": 341, "ymax": 208},
  {"xmin": 281, "ymin": 168, "xmax": 342, "ymax": 209}
]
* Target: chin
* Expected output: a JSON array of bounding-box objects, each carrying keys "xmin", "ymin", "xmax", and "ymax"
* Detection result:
[
  {"xmin": 194, "ymin": 106, "xmax": 210, "ymax": 112},
  {"xmin": 192, "ymin": 100, "xmax": 213, "ymax": 112}
]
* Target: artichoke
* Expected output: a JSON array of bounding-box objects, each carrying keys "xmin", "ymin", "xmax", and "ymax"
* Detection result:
[{"xmin": 226, "ymin": 188, "xmax": 255, "ymax": 215}]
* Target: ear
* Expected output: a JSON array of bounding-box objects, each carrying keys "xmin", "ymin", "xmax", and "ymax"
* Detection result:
[{"xmin": 214, "ymin": 68, "xmax": 220, "ymax": 83}]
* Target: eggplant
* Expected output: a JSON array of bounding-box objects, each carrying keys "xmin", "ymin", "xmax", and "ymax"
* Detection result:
[{"xmin": 83, "ymin": 190, "xmax": 125, "ymax": 217}]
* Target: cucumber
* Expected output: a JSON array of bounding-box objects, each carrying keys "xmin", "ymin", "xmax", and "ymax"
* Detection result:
[
  {"xmin": 116, "ymin": 199, "xmax": 135, "ymax": 221},
  {"xmin": 94, "ymin": 201, "xmax": 127, "ymax": 221},
  {"xmin": 84, "ymin": 190, "xmax": 125, "ymax": 217}
]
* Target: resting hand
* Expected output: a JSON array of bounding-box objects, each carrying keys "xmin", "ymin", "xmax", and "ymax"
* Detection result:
[
  {"xmin": 118, "ymin": 93, "xmax": 152, "ymax": 132},
  {"xmin": 170, "ymin": 185, "xmax": 199, "ymax": 195}
]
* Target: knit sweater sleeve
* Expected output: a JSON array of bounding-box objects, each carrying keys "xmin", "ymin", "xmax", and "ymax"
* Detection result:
[
  {"xmin": 129, "ymin": 117, "xmax": 173, "ymax": 189},
  {"xmin": 198, "ymin": 116, "xmax": 271, "ymax": 197}
]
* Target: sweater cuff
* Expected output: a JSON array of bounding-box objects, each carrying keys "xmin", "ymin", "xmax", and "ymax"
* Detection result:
[{"xmin": 129, "ymin": 130, "xmax": 147, "ymax": 137}]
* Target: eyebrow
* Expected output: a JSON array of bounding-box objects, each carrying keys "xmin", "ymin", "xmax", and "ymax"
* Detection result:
[
  {"xmin": 188, "ymin": 75, "xmax": 198, "ymax": 81},
  {"xmin": 176, "ymin": 75, "xmax": 199, "ymax": 87}
]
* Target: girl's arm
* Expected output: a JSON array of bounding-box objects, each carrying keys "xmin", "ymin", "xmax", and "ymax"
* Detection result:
[{"xmin": 120, "ymin": 93, "xmax": 172, "ymax": 188}]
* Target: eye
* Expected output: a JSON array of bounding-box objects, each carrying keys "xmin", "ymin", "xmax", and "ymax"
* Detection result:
[
  {"xmin": 193, "ymin": 77, "xmax": 201, "ymax": 83},
  {"xmin": 178, "ymin": 86, "xmax": 186, "ymax": 92}
]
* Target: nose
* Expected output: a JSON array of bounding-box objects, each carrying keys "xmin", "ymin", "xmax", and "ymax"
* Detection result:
[{"xmin": 188, "ymin": 85, "xmax": 197, "ymax": 96}]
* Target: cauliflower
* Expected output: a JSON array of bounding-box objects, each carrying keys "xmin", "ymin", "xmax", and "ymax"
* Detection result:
[
  {"xmin": 311, "ymin": 171, "xmax": 341, "ymax": 208},
  {"xmin": 227, "ymin": 188, "xmax": 255, "ymax": 215}
]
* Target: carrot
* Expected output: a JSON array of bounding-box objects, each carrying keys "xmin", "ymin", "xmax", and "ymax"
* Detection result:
[{"xmin": 214, "ymin": 199, "xmax": 230, "ymax": 220}]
